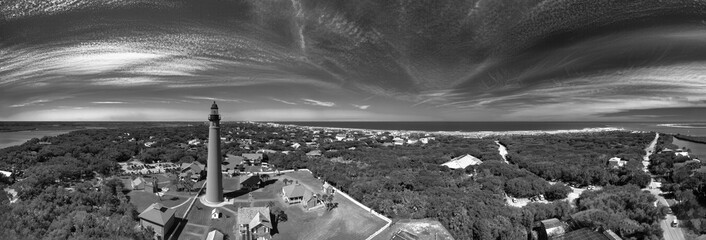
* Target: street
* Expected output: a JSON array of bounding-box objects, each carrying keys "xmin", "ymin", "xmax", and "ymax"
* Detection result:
[{"xmin": 644, "ymin": 133, "xmax": 685, "ymax": 240}]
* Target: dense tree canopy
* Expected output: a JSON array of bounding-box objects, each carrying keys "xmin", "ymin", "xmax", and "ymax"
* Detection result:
[{"xmin": 0, "ymin": 123, "xmax": 668, "ymax": 239}]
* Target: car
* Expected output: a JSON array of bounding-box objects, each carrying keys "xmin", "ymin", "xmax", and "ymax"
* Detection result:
[
  {"xmin": 512, "ymin": 198, "xmax": 517, "ymax": 203},
  {"xmin": 671, "ymin": 219, "xmax": 678, "ymax": 227}
]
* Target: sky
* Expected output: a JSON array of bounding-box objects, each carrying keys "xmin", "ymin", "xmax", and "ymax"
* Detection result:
[{"xmin": 1, "ymin": 0, "xmax": 706, "ymax": 121}]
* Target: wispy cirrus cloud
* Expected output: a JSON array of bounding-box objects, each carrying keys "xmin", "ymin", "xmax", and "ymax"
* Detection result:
[
  {"xmin": 91, "ymin": 101, "xmax": 126, "ymax": 104},
  {"xmin": 302, "ymin": 99, "xmax": 335, "ymax": 107},
  {"xmin": 271, "ymin": 98, "xmax": 297, "ymax": 105},
  {"xmin": 9, "ymin": 99, "xmax": 51, "ymax": 108},
  {"xmin": 186, "ymin": 96, "xmax": 247, "ymax": 103},
  {"xmin": 352, "ymin": 104, "xmax": 370, "ymax": 110}
]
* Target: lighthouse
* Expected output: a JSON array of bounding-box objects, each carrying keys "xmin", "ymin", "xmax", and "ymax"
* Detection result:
[{"xmin": 205, "ymin": 101, "xmax": 223, "ymax": 203}]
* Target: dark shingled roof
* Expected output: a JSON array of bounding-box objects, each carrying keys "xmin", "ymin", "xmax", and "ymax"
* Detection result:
[
  {"xmin": 562, "ymin": 228, "xmax": 613, "ymax": 240},
  {"xmin": 241, "ymin": 175, "xmax": 261, "ymax": 186},
  {"xmin": 138, "ymin": 203, "xmax": 175, "ymax": 226},
  {"xmin": 541, "ymin": 218, "xmax": 564, "ymax": 229}
]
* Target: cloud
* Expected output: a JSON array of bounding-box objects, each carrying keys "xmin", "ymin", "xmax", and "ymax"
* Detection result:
[
  {"xmin": 0, "ymin": 108, "xmax": 203, "ymax": 121},
  {"xmin": 271, "ymin": 98, "xmax": 297, "ymax": 105},
  {"xmin": 235, "ymin": 108, "xmax": 419, "ymax": 121},
  {"xmin": 91, "ymin": 101, "xmax": 126, "ymax": 104},
  {"xmin": 9, "ymin": 99, "xmax": 50, "ymax": 108},
  {"xmin": 302, "ymin": 99, "xmax": 335, "ymax": 107},
  {"xmin": 186, "ymin": 96, "xmax": 246, "ymax": 103},
  {"xmin": 352, "ymin": 104, "xmax": 370, "ymax": 110}
]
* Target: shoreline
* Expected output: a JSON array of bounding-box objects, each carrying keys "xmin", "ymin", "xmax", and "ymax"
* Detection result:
[
  {"xmin": 0, "ymin": 129, "xmax": 82, "ymax": 149},
  {"xmin": 672, "ymin": 134, "xmax": 706, "ymax": 145},
  {"xmin": 269, "ymin": 122, "xmax": 630, "ymax": 138}
]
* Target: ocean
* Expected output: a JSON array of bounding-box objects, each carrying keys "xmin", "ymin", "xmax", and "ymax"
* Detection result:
[{"xmin": 275, "ymin": 122, "xmax": 706, "ymax": 136}]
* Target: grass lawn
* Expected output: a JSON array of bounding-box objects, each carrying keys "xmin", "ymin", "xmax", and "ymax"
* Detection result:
[
  {"xmin": 252, "ymin": 188, "xmax": 277, "ymax": 199},
  {"xmin": 278, "ymin": 171, "xmax": 324, "ymax": 191},
  {"xmin": 223, "ymin": 177, "xmax": 240, "ymax": 191},
  {"xmin": 269, "ymin": 171, "xmax": 387, "ymax": 240},
  {"xmin": 128, "ymin": 191, "xmax": 161, "ymax": 212},
  {"xmin": 253, "ymin": 201, "xmax": 271, "ymax": 207}
]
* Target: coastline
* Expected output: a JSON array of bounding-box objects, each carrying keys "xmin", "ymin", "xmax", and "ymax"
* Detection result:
[
  {"xmin": 0, "ymin": 129, "xmax": 80, "ymax": 149},
  {"xmin": 672, "ymin": 134, "xmax": 706, "ymax": 145},
  {"xmin": 270, "ymin": 122, "xmax": 629, "ymax": 138}
]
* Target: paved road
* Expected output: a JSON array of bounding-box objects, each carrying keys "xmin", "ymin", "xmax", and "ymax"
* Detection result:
[
  {"xmin": 648, "ymin": 184, "xmax": 685, "ymax": 240},
  {"xmin": 643, "ymin": 133, "xmax": 685, "ymax": 240}
]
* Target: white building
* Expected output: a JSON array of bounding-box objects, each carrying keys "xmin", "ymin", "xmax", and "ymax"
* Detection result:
[{"xmin": 441, "ymin": 154, "xmax": 483, "ymax": 169}]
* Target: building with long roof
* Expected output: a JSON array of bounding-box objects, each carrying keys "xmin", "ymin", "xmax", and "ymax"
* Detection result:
[{"xmin": 138, "ymin": 203, "xmax": 176, "ymax": 240}]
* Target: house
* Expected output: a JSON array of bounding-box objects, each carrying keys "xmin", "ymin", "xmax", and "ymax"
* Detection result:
[
  {"xmin": 441, "ymin": 154, "xmax": 483, "ymax": 169},
  {"xmin": 391, "ymin": 230, "xmax": 419, "ymax": 240},
  {"xmin": 144, "ymin": 179, "xmax": 159, "ymax": 193},
  {"xmin": 282, "ymin": 184, "xmax": 312, "ymax": 203},
  {"xmin": 291, "ymin": 142, "xmax": 301, "ymax": 149},
  {"xmin": 304, "ymin": 193, "xmax": 319, "ymax": 210},
  {"xmin": 206, "ymin": 230, "xmax": 224, "ymax": 240},
  {"xmin": 381, "ymin": 142, "xmax": 394, "ymax": 147},
  {"xmin": 144, "ymin": 141, "xmax": 156, "ymax": 147},
  {"xmin": 224, "ymin": 154, "xmax": 245, "ymax": 171},
  {"xmin": 306, "ymin": 150, "xmax": 322, "ymax": 158},
  {"xmin": 188, "ymin": 139, "xmax": 202, "ymax": 146},
  {"xmin": 0, "ymin": 170, "xmax": 13, "ymax": 179},
  {"xmin": 238, "ymin": 139, "xmax": 253, "ymax": 146},
  {"xmin": 406, "ymin": 138, "xmax": 419, "ymax": 145},
  {"xmin": 241, "ymin": 175, "xmax": 262, "ymax": 191},
  {"xmin": 607, "ymin": 157, "xmax": 627, "ymax": 169},
  {"xmin": 539, "ymin": 218, "xmax": 566, "ymax": 240},
  {"xmin": 180, "ymin": 162, "xmax": 204, "ymax": 182},
  {"xmin": 393, "ymin": 137, "xmax": 405, "ymax": 146},
  {"xmin": 675, "ymin": 149, "xmax": 690, "ymax": 157},
  {"xmin": 322, "ymin": 182, "xmax": 336, "ymax": 195},
  {"xmin": 181, "ymin": 162, "xmax": 204, "ymax": 174},
  {"xmin": 237, "ymin": 207, "xmax": 272, "ymax": 240},
  {"xmin": 335, "ymin": 134, "xmax": 346, "ymax": 141},
  {"xmin": 256, "ymin": 149, "xmax": 277, "ymax": 154},
  {"xmin": 243, "ymin": 153, "xmax": 264, "ymax": 165},
  {"xmin": 138, "ymin": 203, "xmax": 176, "ymax": 240}
]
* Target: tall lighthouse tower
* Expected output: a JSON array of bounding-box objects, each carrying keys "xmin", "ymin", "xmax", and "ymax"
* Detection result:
[{"xmin": 205, "ymin": 101, "xmax": 223, "ymax": 203}]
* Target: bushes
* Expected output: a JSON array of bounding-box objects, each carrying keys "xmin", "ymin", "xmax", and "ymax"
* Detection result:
[
  {"xmin": 545, "ymin": 183, "xmax": 572, "ymax": 201},
  {"xmin": 504, "ymin": 177, "xmax": 549, "ymax": 198},
  {"xmin": 501, "ymin": 132, "xmax": 654, "ymax": 186},
  {"xmin": 575, "ymin": 185, "xmax": 663, "ymax": 239}
]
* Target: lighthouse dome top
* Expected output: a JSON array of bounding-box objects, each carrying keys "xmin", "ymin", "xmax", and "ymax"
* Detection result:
[{"xmin": 211, "ymin": 101, "xmax": 218, "ymax": 109}]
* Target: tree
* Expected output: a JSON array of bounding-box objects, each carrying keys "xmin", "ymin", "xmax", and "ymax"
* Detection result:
[
  {"xmin": 272, "ymin": 207, "xmax": 287, "ymax": 223},
  {"xmin": 326, "ymin": 202, "xmax": 339, "ymax": 211},
  {"xmin": 545, "ymin": 183, "xmax": 572, "ymax": 201}
]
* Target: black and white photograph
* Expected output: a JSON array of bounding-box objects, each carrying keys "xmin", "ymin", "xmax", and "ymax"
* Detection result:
[{"xmin": 1, "ymin": 0, "xmax": 706, "ymax": 239}]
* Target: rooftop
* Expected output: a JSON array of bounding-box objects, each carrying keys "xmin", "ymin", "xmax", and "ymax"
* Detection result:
[
  {"xmin": 441, "ymin": 154, "xmax": 482, "ymax": 169},
  {"xmin": 138, "ymin": 203, "xmax": 175, "ymax": 226},
  {"xmin": 237, "ymin": 207, "xmax": 271, "ymax": 231},
  {"xmin": 540, "ymin": 218, "xmax": 564, "ymax": 229},
  {"xmin": 283, "ymin": 184, "xmax": 309, "ymax": 198}
]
